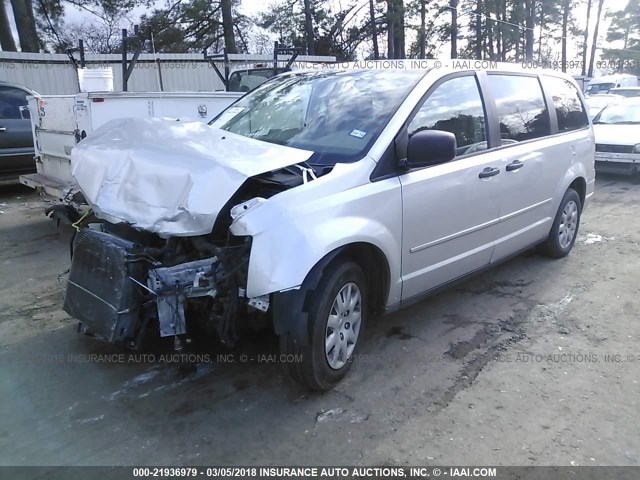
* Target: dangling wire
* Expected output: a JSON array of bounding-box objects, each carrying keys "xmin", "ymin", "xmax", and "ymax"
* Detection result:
[{"xmin": 71, "ymin": 209, "xmax": 92, "ymax": 231}]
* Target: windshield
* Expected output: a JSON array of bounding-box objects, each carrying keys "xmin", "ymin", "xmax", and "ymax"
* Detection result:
[
  {"xmin": 593, "ymin": 102, "xmax": 640, "ymax": 124},
  {"xmin": 210, "ymin": 69, "xmax": 425, "ymax": 164},
  {"xmin": 586, "ymin": 82, "xmax": 615, "ymax": 95}
]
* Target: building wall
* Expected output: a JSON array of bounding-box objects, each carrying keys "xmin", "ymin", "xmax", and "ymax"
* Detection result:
[{"xmin": 0, "ymin": 52, "xmax": 336, "ymax": 94}]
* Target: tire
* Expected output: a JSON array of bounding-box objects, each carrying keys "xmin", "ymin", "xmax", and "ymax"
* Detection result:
[
  {"xmin": 280, "ymin": 260, "xmax": 367, "ymax": 391},
  {"xmin": 539, "ymin": 188, "xmax": 581, "ymax": 258}
]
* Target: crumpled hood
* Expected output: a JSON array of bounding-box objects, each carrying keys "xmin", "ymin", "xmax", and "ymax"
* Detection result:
[{"xmin": 71, "ymin": 117, "xmax": 313, "ymax": 237}]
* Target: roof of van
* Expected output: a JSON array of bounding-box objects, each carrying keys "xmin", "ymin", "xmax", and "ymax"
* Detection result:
[{"xmin": 296, "ymin": 60, "xmax": 575, "ymax": 77}]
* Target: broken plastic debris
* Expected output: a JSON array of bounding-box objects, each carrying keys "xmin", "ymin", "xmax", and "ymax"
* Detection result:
[
  {"xmin": 578, "ymin": 233, "xmax": 614, "ymax": 245},
  {"xmin": 316, "ymin": 408, "xmax": 346, "ymax": 423}
]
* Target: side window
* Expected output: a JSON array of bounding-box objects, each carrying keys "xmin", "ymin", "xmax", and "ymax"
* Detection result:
[
  {"xmin": 542, "ymin": 76, "xmax": 589, "ymax": 131},
  {"xmin": 487, "ymin": 75, "xmax": 550, "ymax": 143},
  {"xmin": 0, "ymin": 86, "xmax": 28, "ymax": 120},
  {"xmin": 409, "ymin": 75, "xmax": 487, "ymax": 157}
]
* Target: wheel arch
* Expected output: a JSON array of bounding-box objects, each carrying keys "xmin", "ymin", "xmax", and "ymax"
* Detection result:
[
  {"xmin": 272, "ymin": 241, "xmax": 391, "ymax": 345},
  {"xmin": 568, "ymin": 176, "xmax": 586, "ymax": 208},
  {"xmin": 553, "ymin": 159, "xmax": 588, "ymax": 216},
  {"xmin": 331, "ymin": 242, "xmax": 391, "ymax": 317}
]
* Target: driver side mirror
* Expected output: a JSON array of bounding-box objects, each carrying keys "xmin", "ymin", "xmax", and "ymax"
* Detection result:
[{"xmin": 400, "ymin": 130, "xmax": 456, "ymax": 169}]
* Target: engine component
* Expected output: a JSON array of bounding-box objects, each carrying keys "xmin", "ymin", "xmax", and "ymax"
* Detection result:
[
  {"xmin": 63, "ymin": 228, "xmax": 144, "ymax": 345},
  {"xmin": 147, "ymin": 257, "xmax": 219, "ymax": 337},
  {"xmin": 248, "ymin": 294, "xmax": 270, "ymax": 312}
]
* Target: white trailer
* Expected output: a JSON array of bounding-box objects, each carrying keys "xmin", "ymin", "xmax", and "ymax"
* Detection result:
[{"xmin": 20, "ymin": 90, "xmax": 243, "ymax": 207}]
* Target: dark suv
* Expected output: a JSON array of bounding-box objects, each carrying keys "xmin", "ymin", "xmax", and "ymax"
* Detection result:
[{"xmin": 0, "ymin": 81, "xmax": 36, "ymax": 180}]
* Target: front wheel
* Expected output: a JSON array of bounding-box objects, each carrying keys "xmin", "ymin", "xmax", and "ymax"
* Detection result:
[
  {"xmin": 280, "ymin": 261, "xmax": 367, "ymax": 391},
  {"xmin": 539, "ymin": 188, "xmax": 582, "ymax": 258}
]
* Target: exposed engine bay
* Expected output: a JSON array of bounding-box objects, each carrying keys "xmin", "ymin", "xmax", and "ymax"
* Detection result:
[{"xmin": 63, "ymin": 163, "xmax": 328, "ymax": 349}]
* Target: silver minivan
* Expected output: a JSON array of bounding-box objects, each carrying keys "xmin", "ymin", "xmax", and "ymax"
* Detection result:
[{"xmin": 65, "ymin": 64, "xmax": 595, "ymax": 390}]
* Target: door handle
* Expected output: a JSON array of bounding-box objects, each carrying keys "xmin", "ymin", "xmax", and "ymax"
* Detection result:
[
  {"xmin": 0, "ymin": 127, "xmax": 6, "ymax": 132},
  {"xmin": 479, "ymin": 167, "xmax": 500, "ymax": 179},
  {"xmin": 506, "ymin": 160, "xmax": 524, "ymax": 171}
]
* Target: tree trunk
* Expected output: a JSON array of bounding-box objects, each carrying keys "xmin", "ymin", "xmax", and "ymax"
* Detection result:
[
  {"xmin": 303, "ymin": 0, "xmax": 314, "ymax": 55},
  {"xmin": 234, "ymin": 23, "xmax": 248, "ymax": 52},
  {"xmin": 386, "ymin": 0, "xmax": 394, "ymax": 58},
  {"xmin": 10, "ymin": 0, "xmax": 38, "ymax": 52},
  {"xmin": 496, "ymin": 15, "xmax": 502, "ymax": 60},
  {"xmin": 418, "ymin": 0, "xmax": 426, "ymax": 59},
  {"xmin": 513, "ymin": 0, "xmax": 524, "ymax": 62},
  {"xmin": 386, "ymin": 0, "xmax": 404, "ymax": 59},
  {"xmin": 450, "ymin": 0, "xmax": 458, "ymax": 59},
  {"xmin": 486, "ymin": 0, "xmax": 494, "ymax": 60},
  {"xmin": 561, "ymin": 0, "xmax": 570, "ymax": 72},
  {"xmin": 623, "ymin": 23, "xmax": 629, "ymax": 50},
  {"xmin": 393, "ymin": 0, "xmax": 405, "ymax": 59},
  {"xmin": 220, "ymin": 0, "xmax": 238, "ymax": 54},
  {"xmin": 0, "ymin": 0, "xmax": 17, "ymax": 51},
  {"xmin": 524, "ymin": 0, "xmax": 535, "ymax": 61},
  {"xmin": 588, "ymin": 0, "xmax": 605, "ymax": 77},
  {"xmin": 581, "ymin": 0, "xmax": 592, "ymax": 76},
  {"xmin": 475, "ymin": 0, "xmax": 482, "ymax": 60},
  {"xmin": 497, "ymin": 0, "xmax": 505, "ymax": 60},
  {"xmin": 369, "ymin": 0, "xmax": 379, "ymax": 59},
  {"xmin": 537, "ymin": 3, "xmax": 544, "ymax": 63}
]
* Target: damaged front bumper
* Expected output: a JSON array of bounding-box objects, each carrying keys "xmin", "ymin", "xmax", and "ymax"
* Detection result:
[{"xmin": 63, "ymin": 227, "xmax": 255, "ymax": 348}]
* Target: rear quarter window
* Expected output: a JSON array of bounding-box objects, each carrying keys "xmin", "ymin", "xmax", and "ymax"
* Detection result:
[{"xmin": 542, "ymin": 76, "xmax": 589, "ymax": 131}]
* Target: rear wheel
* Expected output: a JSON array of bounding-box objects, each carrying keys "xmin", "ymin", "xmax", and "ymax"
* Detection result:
[
  {"xmin": 539, "ymin": 188, "xmax": 581, "ymax": 258},
  {"xmin": 280, "ymin": 261, "xmax": 367, "ymax": 391}
]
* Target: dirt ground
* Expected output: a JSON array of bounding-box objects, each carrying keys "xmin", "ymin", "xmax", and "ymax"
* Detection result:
[{"xmin": 0, "ymin": 176, "xmax": 638, "ymax": 467}]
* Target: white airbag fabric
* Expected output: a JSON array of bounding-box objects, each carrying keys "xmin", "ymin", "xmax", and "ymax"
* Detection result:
[{"xmin": 71, "ymin": 117, "xmax": 313, "ymax": 237}]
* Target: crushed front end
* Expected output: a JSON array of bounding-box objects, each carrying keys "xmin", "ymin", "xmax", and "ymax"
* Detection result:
[
  {"xmin": 63, "ymin": 117, "xmax": 326, "ymax": 349},
  {"xmin": 63, "ymin": 221, "xmax": 254, "ymax": 349}
]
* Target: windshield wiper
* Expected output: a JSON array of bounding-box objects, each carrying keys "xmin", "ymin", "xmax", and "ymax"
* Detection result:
[{"xmin": 283, "ymin": 162, "xmax": 318, "ymax": 178}]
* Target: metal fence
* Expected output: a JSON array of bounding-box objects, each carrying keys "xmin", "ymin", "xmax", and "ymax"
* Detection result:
[{"xmin": 0, "ymin": 52, "xmax": 336, "ymax": 94}]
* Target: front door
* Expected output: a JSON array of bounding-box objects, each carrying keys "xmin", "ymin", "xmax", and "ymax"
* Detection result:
[{"xmin": 400, "ymin": 74, "xmax": 502, "ymax": 301}]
